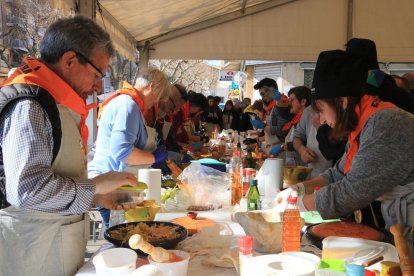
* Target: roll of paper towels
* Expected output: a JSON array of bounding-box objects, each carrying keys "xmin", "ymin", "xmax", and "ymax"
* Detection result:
[
  {"xmin": 256, "ymin": 158, "xmax": 283, "ymax": 200},
  {"xmin": 138, "ymin": 169, "xmax": 161, "ymax": 204}
]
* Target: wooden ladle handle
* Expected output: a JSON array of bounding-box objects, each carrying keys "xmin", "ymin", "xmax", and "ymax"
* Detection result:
[{"xmin": 390, "ymin": 224, "xmax": 414, "ymax": 275}]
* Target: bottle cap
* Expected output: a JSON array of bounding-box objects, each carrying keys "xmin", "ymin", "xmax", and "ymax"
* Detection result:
[
  {"xmin": 246, "ymin": 169, "xmax": 255, "ymax": 176},
  {"xmin": 249, "ymin": 179, "xmax": 258, "ymax": 186},
  {"xmin": 287, "ymin": 195, "xmax": 298, "ymax": 204},
  {"xmin": 346, "ymin": 264, "xmax": 365, "ymax": 275},
  {"xmin": 364, "ymin": 269, "xmax": 376, "ymax": 276},
  {"xmin": 239, "ymin": 235, "xmax": 253, "ymax": 248},
  {"xmin": 313, "ymin": 186, "xmax": 321, "ymax": 192}
]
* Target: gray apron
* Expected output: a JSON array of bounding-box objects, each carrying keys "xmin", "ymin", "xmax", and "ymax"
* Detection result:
[
  {"xmin": 124, "ymin": 113, "xmax": 158, "ymax": 175},
  {"xmin": 0, "ymin": 105, "xmax": 89, "ymax": 276}
]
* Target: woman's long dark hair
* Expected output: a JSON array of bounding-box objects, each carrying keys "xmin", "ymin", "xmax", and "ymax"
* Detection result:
[{"xmin": 312, "ymin": 96, "xmax": 362, "ymax": 141}]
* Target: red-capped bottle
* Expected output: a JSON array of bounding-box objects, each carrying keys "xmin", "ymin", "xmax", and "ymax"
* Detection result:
[{"xmin": 239, "ymin": 236, "xmax": 253, "ymax": 276}]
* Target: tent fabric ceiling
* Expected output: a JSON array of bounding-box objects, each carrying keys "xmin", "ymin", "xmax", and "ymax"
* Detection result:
[
  {"xmin": 99, "ymin": 0, "xmax": 271, "ymax": 42},
  {"xmin": 98, "ymin": 0, "xmax": 414, "ymax": 62}
]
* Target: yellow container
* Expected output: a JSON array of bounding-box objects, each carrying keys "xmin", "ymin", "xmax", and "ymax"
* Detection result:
[{"xmin": 124, "ymin": 200, "xmax": 160, "ymax": 222}]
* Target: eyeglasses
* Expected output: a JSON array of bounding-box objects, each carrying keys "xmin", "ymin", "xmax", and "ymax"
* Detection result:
[{"xmin": 73, "ymin": 50, "xmax": 105, "ymax": 80}]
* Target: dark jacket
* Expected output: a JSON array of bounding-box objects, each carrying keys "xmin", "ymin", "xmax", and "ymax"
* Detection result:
[{"xmin": 0, "ymin": 84, "xmax": 61, "ymax": 209}]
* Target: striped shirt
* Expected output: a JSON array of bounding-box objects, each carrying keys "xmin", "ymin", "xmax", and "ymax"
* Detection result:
[{"xmin": 0, "ymin": 98, "xmax": 95, "ymax": 215}]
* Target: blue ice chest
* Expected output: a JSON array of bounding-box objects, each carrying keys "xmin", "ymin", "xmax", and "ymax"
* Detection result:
[{"xmin": 190, "ymin": 158, "xmax": 227, "ymax": 172}]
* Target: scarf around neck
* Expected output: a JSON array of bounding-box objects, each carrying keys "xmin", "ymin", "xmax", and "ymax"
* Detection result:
[
  {"xmin": 344, "ymin": 95, "xmax": 395, "ymax": 174},
  {"xmin": 98, "ymin": 81, "xmax": 145, "ymax": 120},
  {"xmin": 2, "ymin": 57, "xmax": 96, "ymax": 152}
]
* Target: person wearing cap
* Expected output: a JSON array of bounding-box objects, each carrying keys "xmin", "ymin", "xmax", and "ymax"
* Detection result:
[
  {"xmin": 254, "ymin": 78, "xmax": 292, "ymax": 147},
  {"xmin": 277, "ymin": 50, "xmax": 414, "ymax": 234},
  {"xmin": 346, "ymin": 38, "xmax": 414, "ymax": 115}
]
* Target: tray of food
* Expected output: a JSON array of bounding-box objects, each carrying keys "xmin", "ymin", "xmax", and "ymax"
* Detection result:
[{"xmin": 104, "ymin": 221, "xmax": 188, "ymax": 255}]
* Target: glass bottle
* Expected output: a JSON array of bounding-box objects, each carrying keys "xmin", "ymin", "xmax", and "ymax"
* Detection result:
[
  {"xmin": 230, "ymin": 151, "xmax": 242, "ymax": 206},
  {"xmin": 247, "ymin": 179, "xmax": 260, "ymax": 211},
  {"xmin": 282, "ymin": 195, "xmax": 301, "ymax": 252}
]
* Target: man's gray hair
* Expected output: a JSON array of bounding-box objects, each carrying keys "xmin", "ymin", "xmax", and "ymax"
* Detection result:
[{"xmin": 39, "ymin": 16, "xmax": 114, "ymax": 65}]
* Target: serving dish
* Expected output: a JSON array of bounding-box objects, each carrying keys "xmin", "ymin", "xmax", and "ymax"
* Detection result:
[
  {"xmin": 305, "ymin": 222, "xmax": 391, "ymax": 249},
  {"xmin": 104, "ymin": 221, "xmax": 188, "ymax": 255}
]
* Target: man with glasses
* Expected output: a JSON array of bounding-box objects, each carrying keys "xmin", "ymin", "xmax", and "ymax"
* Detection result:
[{"xmin": 0, "ymin": 16, "xmax": 139, "ymax": 275}]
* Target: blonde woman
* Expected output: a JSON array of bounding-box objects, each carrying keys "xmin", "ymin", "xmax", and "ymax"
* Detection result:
[{"xmin": 89, "ymin": 67, "xmax": 171, "ymax": 226}]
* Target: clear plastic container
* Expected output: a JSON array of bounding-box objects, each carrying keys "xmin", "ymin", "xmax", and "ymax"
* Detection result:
[{"xmin": 111, "ymin": 189, "xmax": 145, "ymax": 205}]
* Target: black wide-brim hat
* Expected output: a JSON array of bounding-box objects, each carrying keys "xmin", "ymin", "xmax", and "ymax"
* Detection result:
[{"xmin": 311, "ymin": 50, "xmax": 368, "ymax": 100}]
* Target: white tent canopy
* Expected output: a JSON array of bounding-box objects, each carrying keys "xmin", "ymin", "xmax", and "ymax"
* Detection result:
[{"xmin": 93, "ymin": 0, "xmax": 414, "ymax": 62}]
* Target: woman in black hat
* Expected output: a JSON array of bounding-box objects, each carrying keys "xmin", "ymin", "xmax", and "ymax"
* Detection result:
[{"xmin": 277, "ymin": 50, "xmax": 414, "ymax": 235}]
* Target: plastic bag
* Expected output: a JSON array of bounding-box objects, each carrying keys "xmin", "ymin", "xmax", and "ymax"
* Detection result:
[{"xmin": 178, "ymin": 163, "xmax": 230, "ymax": 209}]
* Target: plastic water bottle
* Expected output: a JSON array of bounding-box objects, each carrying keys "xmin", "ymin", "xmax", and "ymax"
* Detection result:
[
  {"xmin": 239, "ymin": 236, "xmax": 253, "ymax": 276},
  {"xmin": 282, "ymin": 195, "xmax": 301, "ymax": 252}
]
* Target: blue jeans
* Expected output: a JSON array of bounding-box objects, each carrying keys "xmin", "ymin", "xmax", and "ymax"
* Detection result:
[{"xmin": 97, "ymin": 206, "xmax": 110, "ymax": 228}]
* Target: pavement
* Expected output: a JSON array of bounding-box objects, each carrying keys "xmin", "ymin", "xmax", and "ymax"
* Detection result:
[{"xmin": 85, "ymin": 220, "xmax": 106, "ymax": 262}]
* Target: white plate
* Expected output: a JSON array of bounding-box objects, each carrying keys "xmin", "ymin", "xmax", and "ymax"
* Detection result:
[
  {"xmin": 322, "ymin": 236, "xmax": 399, "ymax": 271},
  {"xmin": 242, "ymin": 254, "xmax": 316, "ymax": 276}
]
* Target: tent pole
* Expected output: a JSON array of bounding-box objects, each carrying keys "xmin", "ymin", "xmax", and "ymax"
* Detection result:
[{"xmin": 346, "ymin": 0, "xmax": 354, "ymax": 41}]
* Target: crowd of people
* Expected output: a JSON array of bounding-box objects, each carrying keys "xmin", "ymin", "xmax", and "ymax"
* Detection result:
[{"xmin": 0, "ymin": 15, "xmax": 414, "ymax": 275}]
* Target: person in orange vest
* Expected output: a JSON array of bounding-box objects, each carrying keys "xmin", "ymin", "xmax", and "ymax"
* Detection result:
[
  {"xmin": 0, "ymin": 16, "xmax": 138, "ymax": 275},
  {"xmin": 89, "ymin": 68, "xmax": 171, "ymax": 227},
  {"xmin": 277, "ymin": 50, "xmax": 414, "ymax": 235}
]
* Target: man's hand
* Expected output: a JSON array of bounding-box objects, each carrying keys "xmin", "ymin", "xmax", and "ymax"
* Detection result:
[
  {"xmin": 299, "ymin": 147, "xmax": 317, "ymax": 163},
  {"xmin": 92, "ymin": 171, "xmax": 138, "ymax": 195},
  {"xmin": 94, "ymin": 194, "xmax": 139, "ymax": 211},
  {"xmin": 273, "ymin": 89, "xmax": 281, "ymax": 101},
  {"xmin": 269, "ymin": 145, "xmax": 284, "ymax": 155}
]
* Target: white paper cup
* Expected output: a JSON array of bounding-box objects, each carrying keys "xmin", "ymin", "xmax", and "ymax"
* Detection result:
[
  {"xmin": 148, "ymin": 250, "xmax": 190, "ymax": 276},
  {"xmin": 93, "ymin": 248, "xmax": 137, "ymax": 276}
]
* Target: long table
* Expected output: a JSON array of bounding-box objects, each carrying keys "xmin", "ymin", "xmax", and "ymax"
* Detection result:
[{"xmin": 76, "ymin": 209, "xmax": 245, "ymax": 276}]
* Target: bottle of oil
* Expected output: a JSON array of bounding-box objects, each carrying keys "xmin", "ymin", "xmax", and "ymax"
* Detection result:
[
  {"xmin": 281, "ymin": 195, "xmax": 301, "ymax": 252},
  {"xmin": 230, "ymin": 150, "xmax": 242, "ymax": 206},
  {"xmin": 247, "ymin": 179, "xmax": 260, "ymax": 210}
]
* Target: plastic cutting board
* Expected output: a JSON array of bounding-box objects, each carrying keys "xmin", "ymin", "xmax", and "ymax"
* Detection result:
[{"xmin": 171, "ymin": 216, "xmax": 217, "ymax": 235}]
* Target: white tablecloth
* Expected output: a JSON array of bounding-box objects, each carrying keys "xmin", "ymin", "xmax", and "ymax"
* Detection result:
[{"xmin": 76, "ymin": 209, "xmax": 244, "ymax": 276}]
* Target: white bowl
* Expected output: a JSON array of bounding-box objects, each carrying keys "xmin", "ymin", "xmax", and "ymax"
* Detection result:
[
  {"xmin": 93, "ymin": 248, "xmax": 137, "ymax": 276},
  {"xmin": 148, "ymin": 250, "xmax": 190, "ymax": 276},
  {"xmin": 279, "ymin": 251, "xmax": 321, "ymax": 264}
]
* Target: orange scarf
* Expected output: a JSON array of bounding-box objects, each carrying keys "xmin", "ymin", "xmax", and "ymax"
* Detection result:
[
  {"xmin": 344, "ymin": 95, "xmax": 395, "ymax": 174},
  {"xmin": 264, "ymin": 100, "xmax": 276, "ymax": 115},
  {"xmin": 282, "ymin": 110, "xmax": 303, "ymax": 132},
  {"xmin": 2, "ymin": 57, "xmax": 96, "ymax": 152},
  {"xmin": 98, "ymin": 81, "xmax": 145, "ymax": 119}
]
